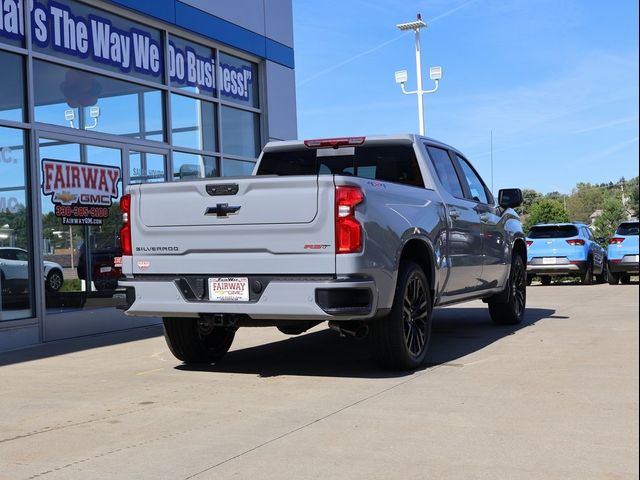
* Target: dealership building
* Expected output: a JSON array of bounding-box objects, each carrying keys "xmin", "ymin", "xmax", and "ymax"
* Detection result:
[{"xmin": 0, "ymin": 0, "xmax": 297, "ymax": 351}]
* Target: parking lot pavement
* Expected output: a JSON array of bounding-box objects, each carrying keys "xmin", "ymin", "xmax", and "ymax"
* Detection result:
[{"xmin": 0, "ymin": 284, "xmax": 638, "ymax": 480}]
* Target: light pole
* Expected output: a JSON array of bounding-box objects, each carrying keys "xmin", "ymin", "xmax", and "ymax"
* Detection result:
[{"xmin": 395, "ymin": 13, "xmax": 442, "ymax": 136}]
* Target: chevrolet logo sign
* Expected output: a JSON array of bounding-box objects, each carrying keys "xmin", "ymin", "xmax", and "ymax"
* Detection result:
[{"xmin": 205, "ymin": 203, "xmax": 241, "ymax": 217}]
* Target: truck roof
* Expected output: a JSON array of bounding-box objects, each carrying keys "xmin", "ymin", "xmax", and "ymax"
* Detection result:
[{"xmin": 263, "ymin": 134, "xmax": 462, "ymax": 156}]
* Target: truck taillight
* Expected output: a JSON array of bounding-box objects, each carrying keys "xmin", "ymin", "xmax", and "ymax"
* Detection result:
[
  {"xmin": 304, "ymin": 137, "xmax": 365, "ymax": 148},
  {"xmin": 335, "ymin": 186, "xmax": 363, "ymax": 254},
  {"xmin": 566, "ymin": 239, "xmax": 585, "ymax": 246},
  {"xmin": 609, "ymin": 237, "xmax": 625, "ymax": 245},
  {"xmin": 119, "ymin": 194, "xmax": 132, "ymax": 256}
]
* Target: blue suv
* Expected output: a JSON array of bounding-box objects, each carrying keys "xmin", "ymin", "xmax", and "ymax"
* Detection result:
[
  {"xmin": 526, "ymin": 223, "xmax": 606, "ymax": 285},
  {"xmin": 607, "ymin": 220, "xmax": 639, "ymax": 285}
]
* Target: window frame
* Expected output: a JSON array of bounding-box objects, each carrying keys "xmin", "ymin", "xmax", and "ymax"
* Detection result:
[
  {"xmin": 450, "ymin": 152, "xmax": 495, "ymax": 206},
  {"xmin": 424, "ymin": 143, "xmax": 466, "ymax": 199}
]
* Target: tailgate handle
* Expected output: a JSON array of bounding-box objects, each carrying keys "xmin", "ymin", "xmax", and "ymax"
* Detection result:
[{"xmin": 206, "ymin": 183, "xmax": 239, "ymax": 196}]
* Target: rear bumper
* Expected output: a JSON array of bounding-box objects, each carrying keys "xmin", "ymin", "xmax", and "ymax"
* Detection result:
[
  {"xmin": 527, "ymin": 260, "xmax": 585, "ymax": 276},
  {"xmin": 608, "ymin": 260, "xmax": 639, "ymax": 274},
  {"xmin": 119, "ymin": 275, "xmax": 378, "ymax": 321}
]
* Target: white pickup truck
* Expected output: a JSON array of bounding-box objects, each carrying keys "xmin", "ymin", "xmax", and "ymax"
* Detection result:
[{"xmin": 119, "ymin": 135, "xmax": 526, "ymax": 370}]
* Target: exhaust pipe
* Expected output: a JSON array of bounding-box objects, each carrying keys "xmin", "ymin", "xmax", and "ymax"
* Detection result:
[{"xmin": 328, "ymin": 321, "xmax": 369, "ymax": 339}]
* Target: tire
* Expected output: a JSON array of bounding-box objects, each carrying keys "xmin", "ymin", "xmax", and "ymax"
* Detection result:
[
  {"xmin": 581, "ymin": 259, "xmax": 593, "ymax": 285},
  {"xmin": 540, "ymin": 276, "xmax": 551, "ymax": 286},
  {"xmin": 488, "ymin": 254, "xmax": 526, "ymax": 325},
  {"xmin": 45, "ymin": 269, "xmax": 64, "ymax": 292},
  {"xmin": 621, "ymin": 274, "xmax": 631, "ymax": 285},
  {"xmin": 370, "ymin": 261, "xmax": 432, "ymax": 370},
  {"xmin": 0, "ymin": 271, "xmax": 8, "ymax": 295},
  {"xmin": 526, "ymin": 275, "xmax": 532, "ymax": 286},
  {"xmin": 607, "ymin": 268, "xmax": 620, "ymax": 285},
  {"xmin": 162, "ymin": 317, "xmax": 235, "ymax": 364}
]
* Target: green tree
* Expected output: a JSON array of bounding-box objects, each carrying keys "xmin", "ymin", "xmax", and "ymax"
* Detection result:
[
  {"xmin": 565, "ymin": 183, "xmax": 607, "ymax": 223},
  {"xmin": 626, "ymin": 176, "xmax": 639, "ymax": 214},
  {"xmin": 515, "ymin": 188, "xmax": 541, "ymax": 216},
  {"xmin": 593, "ymin": 197, "xmax": 627, "ymax": 245},
  {"xmin": 524, "ymin": 198, "xmax": 570, "ymax": 233}
]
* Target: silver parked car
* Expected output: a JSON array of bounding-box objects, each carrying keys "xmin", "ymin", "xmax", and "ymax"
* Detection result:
[{"xmin": 0, "ymin": 247, "xmax": 64, "ymax": 294}]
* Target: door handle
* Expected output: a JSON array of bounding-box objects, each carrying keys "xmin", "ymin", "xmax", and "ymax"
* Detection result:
[{"xmin": 448, "ymin": 209, "xmax": 460, "ymax": 220}]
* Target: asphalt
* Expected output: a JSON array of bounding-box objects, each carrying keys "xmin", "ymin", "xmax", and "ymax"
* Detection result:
[{"xmin": 0, "ymin": 282, "xmax": 638, "ymax": 480}]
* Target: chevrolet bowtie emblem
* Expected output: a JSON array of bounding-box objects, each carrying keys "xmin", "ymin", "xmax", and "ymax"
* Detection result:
[{"xmin": 205, "ymin": 203, "xmax": 241, "ymax": 217}]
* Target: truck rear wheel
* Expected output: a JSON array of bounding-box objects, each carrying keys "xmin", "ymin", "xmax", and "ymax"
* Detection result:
[
  {"xmin": 370, "ymin": 261, "xmax": 432, "ymax": 370},
  {"xmin": 488, "ymin": 254, "xmax": 526, "ymax": 325},
  {"xmin": 162, "ymin": 317, "xmax": 235, "ymax": 364}
]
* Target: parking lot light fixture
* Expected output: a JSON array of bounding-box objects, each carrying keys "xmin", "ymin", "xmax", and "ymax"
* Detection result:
[{"xmin": 395, "ymin": 13, "xmax": 442, "ymax": 136}]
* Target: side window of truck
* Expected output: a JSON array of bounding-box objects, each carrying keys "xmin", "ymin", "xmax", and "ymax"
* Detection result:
[
  {"xmin": 455, "ymin": 155, "xmax": 491, "ymax": 205},
  {"xmin": 426, "ymin": 146, "xmax": 464, "ymax": 198},
  {"xmin": 365, "ymin": 148, "xmax": 424, "ymax": 188}
]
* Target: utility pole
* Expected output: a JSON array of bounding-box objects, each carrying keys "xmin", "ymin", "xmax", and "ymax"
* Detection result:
[
  {"xmin": 490, "ymin": 130, "xmax": 494, "ymax": 194},
  {"xmin": 394, "ymin": 14, "xmax": 442, "ymax": 136}
]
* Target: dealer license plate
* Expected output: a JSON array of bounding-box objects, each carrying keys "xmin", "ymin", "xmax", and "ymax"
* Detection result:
[
  {"xmin": 100, "ymin": 266, "xmax": 112, "ymax": 273},
  {"xmin": 542, "ymin": 257, "xmax": 557, "ymax": 265},
  {"xmin": 209, "ymin": 277, "xmax": 249, "ymax": 302}
]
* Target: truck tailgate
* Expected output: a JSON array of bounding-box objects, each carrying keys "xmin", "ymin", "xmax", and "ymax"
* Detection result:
[{"xmin": 129, "ymin": 176, "xmax": 336, "ymax": 275}]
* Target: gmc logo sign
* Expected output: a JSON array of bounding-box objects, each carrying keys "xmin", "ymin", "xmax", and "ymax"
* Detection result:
[{"xmin": 80, "ymin": 193, "xmax": 112, "ymax": 205}]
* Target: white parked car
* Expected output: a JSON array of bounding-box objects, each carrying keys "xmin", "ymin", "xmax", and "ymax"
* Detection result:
[{"xmin": 0, "ymin": 247, "xmax": 64, "ymax": 294}]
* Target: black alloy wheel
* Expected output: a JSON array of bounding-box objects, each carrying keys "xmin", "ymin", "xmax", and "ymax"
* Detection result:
[
  {"xmin": 370, "ymin": 261, "xmax": 432, "ymax": 370},
  {"xmin": 489, "ymin": 254, "xmax": 526, "ymax": 325},
  {"xmin": 402, "ymin": 273, "xmax": 430, "ymax": 358}
]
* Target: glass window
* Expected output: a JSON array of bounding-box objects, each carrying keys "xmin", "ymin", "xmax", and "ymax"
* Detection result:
[
  {"xmin": 528, "ymin": 225, "xmax": 579, "ymax": 239},
  {"xmin": 456, "ymin": 155, "xmax": 489, "ymax": 204},
  {"xmin": 616, "ymin": 222, "xmax": 639, "ymax": 236},
  {"xmin": 129, "ymin": 151, "xmax": 166, "ymax": 184},
  {"xmin": 168, "ymin": 36, "xmax": 215, "ymax": 96},
  {"xmin": 172, "ymin": 151, "xmax": 218, "ymax": 181},
  {"xmin": 218, "ymin": 52, "xmax": 259, "ymax": 108},
  {"xmin": 170, "ymin": 93, "xmax": 217, "ymax": 151},
  {"xmin": 32, "ymin": 0, "xmax": 163, "ymax": 84},
  {"xmin": 0, "ymin": 50, "xmax": 25, "ymax": 122},
  {"xmin": 0, "ymin": 126, "xmax": 33, "ymax": 321},
  {"xmin": 223, "ymin": 158, "xmax": 255, "ymax": 176},
  {"xmin": 221, "ymin": 106, "xmax": 259, "ymax": 158},
  {"xmin": 39, "ymin": 138, "xmax": 125, "ymax": 312},
  {"xmin": 427, "ymin": 146, "xmax": 464, "ymax": 198},
  {"xmin": 33, "ymin": 60, "xmax": 165, "ymax": 141},
  {"xmin": 257, "ymin": 145, "xmax": 423, "ymax": 188},
  {"xmin": 0, "ymin": 0, "xmax": 24, "ymax": 48}
]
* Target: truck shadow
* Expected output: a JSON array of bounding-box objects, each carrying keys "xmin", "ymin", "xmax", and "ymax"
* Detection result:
[{"xmin": 177, "ymin": 307, "xmax": 560, "ymax": 379}]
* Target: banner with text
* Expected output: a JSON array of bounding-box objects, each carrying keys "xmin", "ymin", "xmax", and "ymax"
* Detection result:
[
  {"xmin": 0, "ymin": 0, "xmax": 257, "ymax": 103},
  {"xmin": 41, "ymin": 159, "xmax": 121, "ymax": 225}
]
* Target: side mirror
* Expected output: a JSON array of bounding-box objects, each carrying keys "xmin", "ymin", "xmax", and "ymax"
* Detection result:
[{"xmin": 498, "ymin": 188, "xmax": 523, "ymax": 209}]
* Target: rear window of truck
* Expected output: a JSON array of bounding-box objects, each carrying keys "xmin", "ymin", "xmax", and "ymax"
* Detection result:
[
  {"xmin": 616, "ymin": 222, "xmax": 639, "ymax": 236},
  {"xmin": 528, "ymin": 225, "xmax": 579, "ymax": 238},
  {"xmin": 256, "ymin": 146, "xmax": 424, "ymax": 188}
]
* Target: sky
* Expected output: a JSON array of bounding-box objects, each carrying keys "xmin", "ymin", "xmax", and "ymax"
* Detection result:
[{"xmin": 291, "ymin": 0, "xmax": 639, "ymax": 195}]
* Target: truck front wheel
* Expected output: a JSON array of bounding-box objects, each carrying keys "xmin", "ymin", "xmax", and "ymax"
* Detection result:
[
  {"xmin": 162, "ymin": 317, "xmax": 235, "ymax": 364},
  {"xmin": 488, "ymin": 254, "xmax": 526, "ymax": 325},
  {"xmin": 370, "ymin": 261, "xmax": 432, "ymax": 370}
]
